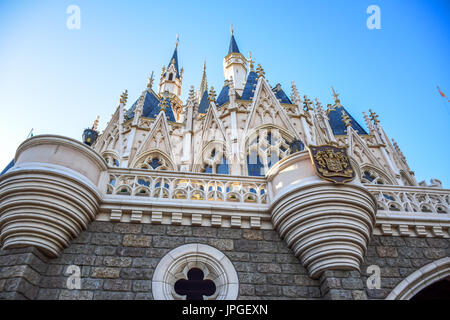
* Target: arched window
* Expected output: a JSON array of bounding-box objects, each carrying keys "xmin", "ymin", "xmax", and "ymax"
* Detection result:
[
  {"xmin": 360, "ymin": 167, "xmax": 394, "ymax": 185},
  {"xmin": 168, "ymin": 73, "xmax": 173, "ymax": 81},
  {"xmin": 201, "ymin": 147, "xmax": 229, "ymax": 175},
  {"xmin": 246, "ymin": 128, "xmax": 296, "ymax": 177},
  {"xmin": 135, "ymin": 152, "xmax": 174, "ymax": 171}
]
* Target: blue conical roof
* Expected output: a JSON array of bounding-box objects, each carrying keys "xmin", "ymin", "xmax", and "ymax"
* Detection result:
[
  {"xmin": 327, "ymin": 105, "xmax": 368, "ymax": 135},
  {"xmin": 168, "ymin": 46, "xmax": 180, "ymax": 78},
  {"xmin": 125, "ymin": 90, "xmax": 176, "ymax": 122},
  {"xmin": 228, "ymin": 34, "xmax": 240, "ymax": 54}
]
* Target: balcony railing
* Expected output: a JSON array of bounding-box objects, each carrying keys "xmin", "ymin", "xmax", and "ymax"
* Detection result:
[
  {"xmin": 365, "ymin": 184, "xmax": 449, "ymax": 214},
  {"xmin": 106, "ymin": 168, "xmax": 268, "ymax": 204}
]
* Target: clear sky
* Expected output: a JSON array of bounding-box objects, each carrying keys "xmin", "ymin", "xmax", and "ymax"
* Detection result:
[{"xmin": 0, "ymin": 0, "xmax": 449, "ymax": 186}]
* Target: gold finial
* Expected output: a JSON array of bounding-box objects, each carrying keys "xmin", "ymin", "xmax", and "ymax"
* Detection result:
[
  {"xmin": 314, "ymin": 97, "xmax": 323, "ymax": 110},
  {"xmin": 256, "ymin": 64, "xmax": 265, "ymax": 78},
  {"xmin": 119, "ymin": 89, "xmax": 128, "ymax": 105},
  {"xmin": 369, "ymin": 109, "xmax": 380, "ymax": 124},
  {"xmin": 303, "ymin": 95, "xmax": 313, "ymax": 111},
  {"xmin": 208, "ymin": 86, "xmax": 217, "ymax": 102},
  {"xmin": 248, "ymin": 51, "xmax": 254, "ymax": 71},
  {"xmin": 230, "ymin": 23, "xmax": 234, "ymax": 35},
  {"xmin": 331, "ymin": 86, "xmax": 341, "ymax": 104},
  {"xmin": 92, "ymin": 115, "xmax": 100, "ymax": 131},
  {"xmin": 175, "ymin": 34, "xmax": 179, "ymax": 49},
  {"xmin": 158, "ymin": 94, "xmax": 169, "ymax": 114},
  {"xmin": 147, "ymin": 72, "xmax": 154, "ymax": 89},
  {"xmin": 161, "ymin": 65, "xmax": 166, "ymax": 78},
  {"xmin": 341, "ymin": 110, "xmax": 352, "ymax": 127}
]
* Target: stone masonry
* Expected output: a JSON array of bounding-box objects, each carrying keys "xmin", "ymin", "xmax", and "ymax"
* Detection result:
[{"xmin": 0, "ymin": 221, "xmax": 449, "ymax": 300}]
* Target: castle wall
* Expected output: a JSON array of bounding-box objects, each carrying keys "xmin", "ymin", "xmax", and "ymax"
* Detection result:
[{"xmin": 1, "ymin": 221, "xmax": 448, "ymax": 300}]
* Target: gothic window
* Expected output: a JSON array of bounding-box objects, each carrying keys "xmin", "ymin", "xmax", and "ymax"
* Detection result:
[
  {"xmin": 201, "ymin": 147, "xmax": 229, "ymax": 175},
  {"xmin": 137, "ymin": 152, "xmax": 173, "ymax": 171},
  {"xmin": 361, "ymin": 168, "xmax": 388, "ymax": 185},
  {"xmin": 174, "ymin": 268, "xmax": 216, "ymax": 300},
  {"xmin": 168, "ymin": 73, "xmax": 173, "ymax": 81},
  {"xmin": 246, "ymin": 128, "xmax": 293, "ymax": 177},
  {"xmin": 103, "ymin": 154, "xmax": 120, "ymax": 167},
  {"xmin": 152, "ymin": 244, "xmax": 239, "ymax": 300}
]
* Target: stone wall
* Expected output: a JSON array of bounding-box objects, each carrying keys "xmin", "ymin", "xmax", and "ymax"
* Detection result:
[{"xmin": 0, "ymin": 222, "xmax": 449, "ymax": 300}]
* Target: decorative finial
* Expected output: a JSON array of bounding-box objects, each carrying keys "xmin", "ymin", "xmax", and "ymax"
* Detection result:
[
  {"xmin": 92, "ymin": 115, "xmax": 100, "ymax": 131},
  {"xmin": 147, "ymin": 72, "xmax": 154, "ymax": 89},
  {"xmin": 158, "ymin": 94, "xmax": 169, "ymax": 114},
  {"xmin": 119, "ymin": 90, "xmax": 128, "ymax": 105},
  {"xmin": 188, "ymin": 85, "xmax": 196, "ymax": 102},
  {"xmin": 303, "ymin": 95, "xmax": 313, "ymax": 111},
  {"xmin": 341, "ymin": 110, "xmax": 352, "ymax": 127},
  {"xmin": 256, "ymin": 64, "xmax": 265, "ymax": 78},
  {"xmin": 248, "ymin": 52, "xmax": 254, "ymax": 71},
  {"xmin": 369, "ymin": 109, "xmax": 380, "ymax": 124},
  {"xmin": 161, "ymin": 65, "xmax": 166, "ymax": 78},
  {"xmin": 230, "ymin": 23, "xmax": 234, "ymax": 35},
  {"xmin": 315, "ymin": 98, "xmax": 324, "ymax": 112},
  {"xmin": 291, "ymin": 81, "xmax": 302, "ymax": 105},
  {"xmin": 175, "ymin": 34, "xmax": 179, "ymax": 49},
  {"xmin": 208, "ymin": 86, "xmax": 217, "ymax": 102},
  {"xmin": 331, "ymin": 86, "xmax": 341, "ymax": 104}
]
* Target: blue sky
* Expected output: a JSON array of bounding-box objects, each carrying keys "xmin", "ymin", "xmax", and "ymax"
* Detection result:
[{"xmin": 0, "ymin": 0, "xmax": 449, "ymax": 186}]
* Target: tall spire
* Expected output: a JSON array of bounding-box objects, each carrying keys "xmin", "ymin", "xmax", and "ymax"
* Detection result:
[
  {"xmin": 168, "ymin": 34, "xmax": 180, "ymax": 78},
  {"xmin": 199, "ymin": 59, "xmax": 208, "ymax": 97},
  {"xmin": 228, "ymin": 23, "xmax": 240, "ymax": 54}
]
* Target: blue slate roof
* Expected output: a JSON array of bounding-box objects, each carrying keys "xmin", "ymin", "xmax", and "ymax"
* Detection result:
[
  {"xmin": 272, "ymin": 84, "xmax": 293, "ymax": 104},
  {"xmin": 327, "ymin": 105, "xmax": 368, "ymax": 135},
  {"xmin": 167, "ymin": 47, "xmax": 180, "ymax": 78},
  {"xmin": 228, "ymin": 34, "xmax": 240, "ymax": 54},
  {"xmin": 216, "ymin": 83, "xmax": 240, "ymax": 107},
  {"xmin": 125, "ymin": 90, "xmax": 176, "ymax": 122},
  {"xmin": 1, "ymin": 159, "xmax": 14, "ymax": 176},
  {"xmin": 241, "ymin": 71, "xmax": 258, "ymax": 101},
  {"xmin": 198, "ymin": 89, "xmax": 209, "ymax": 114}
]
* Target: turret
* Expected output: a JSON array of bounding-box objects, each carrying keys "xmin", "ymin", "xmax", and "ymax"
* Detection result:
[{"xmin": 223, "ymin": 25, "xmax": 247, "ymax": 95}]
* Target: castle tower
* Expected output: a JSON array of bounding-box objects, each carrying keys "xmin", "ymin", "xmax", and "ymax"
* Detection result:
[
  {"xmin": 159, "ymin": 35, "xmax": 184, "ymax": 120},
  {"xmin": 223, "ymin": 25, "xmax": 247, "ymax": 95}
]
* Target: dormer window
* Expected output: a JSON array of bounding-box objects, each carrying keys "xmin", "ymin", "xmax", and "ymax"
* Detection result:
[{"xmin": 168, "ymin": 73, "xmax": 173, "ymax": 81}]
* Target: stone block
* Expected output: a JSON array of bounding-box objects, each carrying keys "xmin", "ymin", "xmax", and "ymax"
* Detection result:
[
  {"xmin": 123, "ymin": 235, "xmax": 152, "ymax": 248},
  {"xmin": 376, "ymin": 246, "xmax": 398, "ymax": 258},
  {"xmin": 113, "ymin": 223, "xmax": 142, "ymax": 234},
  {"xmin": 243, "ymin": 230, "xmax": 263, "ymax": 240},
  {"xmin": 59, "ymin": 289, "xmax": 93, "ymax": 300},
  {"xmin": 103, "ymin": 257, "xmax": 132, "ymax": 267},
  {"xmin": 91, "ymin": 267, "xmax": 120, "ymax": 279},
  {"xmin": 103, "ymin": 279, "xmax": 132, "ymax": 291},
  {"xmin": 208, "ymin": 239, "xmax": 234, "ymax": 251}
]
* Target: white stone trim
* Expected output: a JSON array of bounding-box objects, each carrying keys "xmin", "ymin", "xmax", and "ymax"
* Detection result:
[
  {"xmin": 152, "ymin": 243, "xmax": 239, "ymax": 300},
  {"xmin": 386, "ymin": 257, "xmax": 450, "ymax": 300}
]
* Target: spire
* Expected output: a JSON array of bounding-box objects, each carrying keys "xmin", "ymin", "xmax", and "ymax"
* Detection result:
[
  {"xmin": 331, "ymin": 86, "xmax": 341, "ymax": 104},
  {"xmin": 228, "ymin": 24, "xmax": 240, "ymax": 54},
  {"xmin": 147, "ymin": 72, "xmax": 154, "ymax": 89},
  {"xmin": 199, "ymin": 59, "xmax": 208, "ymax": 99},
  {"xmin": 168, "ymin": 34, "xmax": 180, "ymax": 78}
]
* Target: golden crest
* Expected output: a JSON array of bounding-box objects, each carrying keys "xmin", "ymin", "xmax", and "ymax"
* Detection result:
[{"xmin": 308, "ymin": 145, "xmax": 355, "ymax": 183}]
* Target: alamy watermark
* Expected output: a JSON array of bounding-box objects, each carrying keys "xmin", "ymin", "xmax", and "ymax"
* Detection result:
[
  {"xmin": 366, "ymin": 265, "xmax": 381, "ymax": 289},
  {"xmin": 65, "ymin": 265, "xmax": 82, "ymax": 289},
  {"xmin": 66, "ymin": 5, "xmax": 81, "ymax": 30},
  {"xmin": 367, "ymin": 5, "xmax": 381, "ymax": 30}
]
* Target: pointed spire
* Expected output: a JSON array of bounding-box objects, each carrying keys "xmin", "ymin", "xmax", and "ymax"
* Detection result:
[
  {"xmin": 168, "ymin": 34, "xmax": 180, "ymax": 77},
  {"xmin": 199, "ymin": 59, "xmax": 208, "ymax": 99},
  {"xmin": 331, "ymin": 86, "xmax": 341, "ymax": 104},
  {"xmin": 147, "ymin": 72, "xmax": 154, "ymax": 89},
  {"xmin": 228, "ymin": 24, "xmax": 240, "ymax": 54}
]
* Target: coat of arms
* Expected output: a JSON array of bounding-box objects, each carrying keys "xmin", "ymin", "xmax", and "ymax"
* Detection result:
[{"xmin": 308, "ymin": 145, "xmax": 355, "ymax": 183}]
